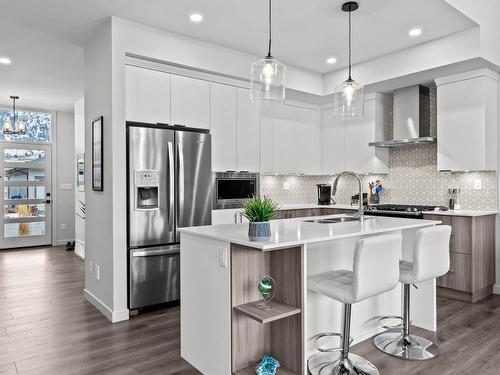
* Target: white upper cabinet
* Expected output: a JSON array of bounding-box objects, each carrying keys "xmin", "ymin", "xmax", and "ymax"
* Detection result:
[
  {"xmin": 260, "ymin": 102, "xmax": 321, "ymax": 175},
  {"xmin": 295, "ymin": 106, "xmax": 321, "ymax": 175},
  {"xmin": 236, "ymin": 88, "xmax": 260, "ymax": 172},
  {"xmin": 210, "ymin": 85, "xmax": 260, "ymax": 172},
  {"xmin": 321, "ymin": 94, "xmax": 390, "ymax": 175},
  {"xmin": 345, "ymin": 94, "xmax": 390, "ymax": 174},
  {"xmin": 260, "ymin": 101, "xmax": 274, "ymax": 174},
  {"xmin": 171, "ymin": 74, "xmax": 210, "ymax": 129},
  {"xmin": 322, "ymin": 108, "xmax": 345, "ymax": 175},
  {"xmin": 436, "ymin": 70, "xmax": 498, "ymax": 172},
  {"xmin": 125, "ymin": 65, "xmax": 171, "ymax": 124},
  {"xmin": 272, "ymin": 103, "xmax": 297, "ymax": 175},
  {"xmin": 210, "ymin": 83, "xmax": 237, "ymax": 172}
]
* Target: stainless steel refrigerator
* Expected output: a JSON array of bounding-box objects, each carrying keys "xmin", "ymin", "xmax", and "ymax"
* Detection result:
[{"xmin": 127, "ymin": 123, "xmax": 211, "ymax": 309}]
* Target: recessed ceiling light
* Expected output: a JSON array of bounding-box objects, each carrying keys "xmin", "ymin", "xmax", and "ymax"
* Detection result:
[
  {"xmin": 0, "ymin": 57, "xmax": 12, "ymax": 65},
  {"xmin": 409, "ymin": 28, "xmax": 422, "ymax": 37},
  {"xmin": 190, "ymin": 13, "xmax": 203, "ymax": 23},
  {"xmin": 326, "ymin": 57, "xmax": 337, "ymax": 64}
]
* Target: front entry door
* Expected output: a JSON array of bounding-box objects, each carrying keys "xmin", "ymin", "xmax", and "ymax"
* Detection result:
[{"xmin": 0, "ymin": 143, "xmax": 52, "ymax": 249}]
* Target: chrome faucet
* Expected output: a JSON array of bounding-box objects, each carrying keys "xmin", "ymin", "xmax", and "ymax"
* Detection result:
[{"xmin": 332, "ymin": 171, "xmax": 364, "ymax": 219}]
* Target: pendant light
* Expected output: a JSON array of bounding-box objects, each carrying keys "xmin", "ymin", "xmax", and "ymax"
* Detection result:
[
  {"xmin": 250, "ymin": 0, "xmax": 286, "ymax": 102},
  {"xmin": 333, "ymin": 1, "xmax": 364, "ymax": 119},
  {"xmin": 2, "ymin": 96, "xmax": 26, "ymax": 135}
]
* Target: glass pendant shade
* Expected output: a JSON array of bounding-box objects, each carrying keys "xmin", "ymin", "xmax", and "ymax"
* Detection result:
[
  {"xmin": 333, "ymin": 78, "xmax": 364, "ymax": 119},
  {"xmin": 16, "ymin": 120, "xmax": 26, "ymax": 135},
  {"xmin": 2, "ymin": 117, "xmax": 13, "ymax": 134},
  {"xmin": 250, "ymin": 56, "xmax": 286, "ymax": 102}
]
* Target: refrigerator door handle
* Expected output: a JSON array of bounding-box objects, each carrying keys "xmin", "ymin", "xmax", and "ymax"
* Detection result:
[
  {"xmin": 177, "ymin": 142, "xmax": 185, "ymax": 224},
  {"xmin": 167, "ymin": 141, "xmax": 175, "ymax": 233},
  {"xmin": 132, "ymin": 246, "xmax": 180, "ymax": 257}
]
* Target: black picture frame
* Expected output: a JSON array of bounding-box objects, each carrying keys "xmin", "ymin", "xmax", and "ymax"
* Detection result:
[{"xmin": 91, "ymin": 116, "xmax": 103, "ymax": 191}]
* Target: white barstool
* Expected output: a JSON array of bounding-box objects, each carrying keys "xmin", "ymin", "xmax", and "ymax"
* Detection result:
[
  {"xmin": 308, "ymin": 233, "xmax": 403, "ymax": 375},
  {"xmin": 373, "ymin": 225, "xmax": 452, "ymax": 361}
]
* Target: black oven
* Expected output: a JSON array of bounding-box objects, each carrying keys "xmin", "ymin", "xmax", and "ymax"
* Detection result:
[{"xmin": 212, "ymin": 172, "xmax": 259, "ymax": 209}]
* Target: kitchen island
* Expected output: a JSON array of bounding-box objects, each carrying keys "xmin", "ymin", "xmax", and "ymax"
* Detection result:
[{"xmin": 179, "ymin": 215, "xmax": 441, "ymax": 375}]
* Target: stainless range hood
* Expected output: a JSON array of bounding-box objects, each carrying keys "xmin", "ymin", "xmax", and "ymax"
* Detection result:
[{"xmin": 369, "ymin": 85, "xmax": 435, "ymax": 147}]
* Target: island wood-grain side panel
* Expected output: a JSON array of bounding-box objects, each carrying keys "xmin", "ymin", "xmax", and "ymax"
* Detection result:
[{"xmin": 230, "ymin": 244, "xmax": 303, "ymax": 374}]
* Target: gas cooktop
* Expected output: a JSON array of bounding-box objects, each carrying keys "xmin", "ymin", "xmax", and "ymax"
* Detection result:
[{"xmin": 365, "ymin": 204, "xmax": 447, "ymax": 217}]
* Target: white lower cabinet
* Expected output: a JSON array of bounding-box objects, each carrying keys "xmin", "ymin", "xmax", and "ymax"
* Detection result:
[{"xmin": 212, "ymin": 209, "xmax": 248, "ymax": 225}]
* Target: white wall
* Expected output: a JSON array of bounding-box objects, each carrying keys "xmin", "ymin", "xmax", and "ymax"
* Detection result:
[
  {"xmin": 323, "ymin": 27, "xmax": 481, "ymax": 94},
  {"xmin": 83, "ymin": 19, "xmax": 126, "ymax": 322},
  {"xmin": 54, "ymin": 110, "xmax": 75, "ymax": 245},
  {"xmin": 74, "ymin": 97, "xmax": 85, "ymax": 259}
]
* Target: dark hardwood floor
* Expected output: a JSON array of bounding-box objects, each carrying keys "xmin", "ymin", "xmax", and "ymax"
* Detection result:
[{"xmin": 1, "ymin": 246, "xmax": 500, "ymax": 374}]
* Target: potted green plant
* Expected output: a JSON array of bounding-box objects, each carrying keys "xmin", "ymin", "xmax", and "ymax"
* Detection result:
[{"xmin": 243, "ymin": 196, "xmax": 278, "ymax": 242}]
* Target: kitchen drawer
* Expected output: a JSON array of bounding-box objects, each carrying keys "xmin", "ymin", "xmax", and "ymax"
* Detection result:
[
  {"xmin": 422, "ymin": 214, "xmax": 471, "ymax": 254},
  {"xmin": 437, "ymin": 252, "xmax": 472, "ymax": 292}
]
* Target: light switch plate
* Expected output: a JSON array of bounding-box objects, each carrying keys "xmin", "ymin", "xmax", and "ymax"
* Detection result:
[
  {"xmin": 218, "ymin": 247, "xmax": 228, "ymax": 268},
  {"xmin": 283, "ymin": 182, "xmax": 290, "ymax": 191},
  {"xmin": 474, "ymin": 179, "xmax": 482, "ymax": 190}
]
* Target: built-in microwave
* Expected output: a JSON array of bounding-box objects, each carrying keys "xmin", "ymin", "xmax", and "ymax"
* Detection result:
[{"xmin": 212, "ymin": 172, "xmax": 259, "ymax": 209}]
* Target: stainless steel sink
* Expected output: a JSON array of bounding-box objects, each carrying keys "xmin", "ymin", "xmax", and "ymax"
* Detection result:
[{"xmin": 304, "ymin": 216, "xmax": 370, "ymax": 224}]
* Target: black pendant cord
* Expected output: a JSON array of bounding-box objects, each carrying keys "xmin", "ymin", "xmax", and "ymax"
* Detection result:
[
  {"xmin": 267, "ymin": 0, "xmax": 272, "ymax": 58},
  {"xmin": 12, "ymin": 97, "xmax": 16, "ymax": 128},
  {"xmin": 348, "ymin": 7, "xmax": 352, "ymax": 80}
]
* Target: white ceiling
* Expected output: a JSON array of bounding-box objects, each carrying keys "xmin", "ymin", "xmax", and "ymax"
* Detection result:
[{"xmin": 0, "ymin": 0, "xmax": 476, "ymax": 111}]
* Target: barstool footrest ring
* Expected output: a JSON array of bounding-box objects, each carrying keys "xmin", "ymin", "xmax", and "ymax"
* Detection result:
[
  {"xmin": 315, "ymin": 332, "xmax": 353, "ymax": 353},
  {"xmin": 378, "ymin": 315, "xmax": 404, "ymax": 330}
]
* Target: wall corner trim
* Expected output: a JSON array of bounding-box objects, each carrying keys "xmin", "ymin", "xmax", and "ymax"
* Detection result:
[{"xmin": 84, "ymin": 288, "xmax": 129, "ymax": 323}]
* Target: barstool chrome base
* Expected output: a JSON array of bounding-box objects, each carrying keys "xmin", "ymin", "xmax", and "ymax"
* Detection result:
[
  {"xmin": 373, "ymin": 331, "xmax": 439, "ymax": 361},
  {"xmin": 308, "ymin": 351, "xmax": 380, "ymax": 375}
]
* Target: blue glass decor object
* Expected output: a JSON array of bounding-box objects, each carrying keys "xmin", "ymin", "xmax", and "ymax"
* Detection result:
[
  {"xmin": 256, "ymin": 275, "xmax": 276, "ymax": 310},
  {"xmin": 256, "ymin": 355, "xmax": 280, "ymax": 375}
]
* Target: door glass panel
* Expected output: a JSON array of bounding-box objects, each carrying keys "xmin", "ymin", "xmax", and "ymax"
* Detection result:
[
  {"xmin": 4, "ymin": 149, "xmax": 46, "ymax": 163},
  {"xmin": 5, "ymin": 204, "xmax": 45, "ymax": 219},
  {"xmin": 4, "ymin": 168, "xmax": 45, "ymax": 182},
  {"xmin": 4, "ymin": 222, "xmax": 45, "ymax": 238},
  {"xmin": 4, "ymin": 186, "xmax": 45, "ymax": 200}
]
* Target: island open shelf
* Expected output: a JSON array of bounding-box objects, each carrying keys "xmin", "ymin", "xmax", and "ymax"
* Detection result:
[
  {"xmin": 233, "ymin": 300, "xmax": 301, "ymax": 324},
  {"xmin": 233, "ymin": 365, "xmax": 296, "ymax": 375},
  {"xmin": 230, "ymin": 244, "xmax": 304, "ymax": 374}
]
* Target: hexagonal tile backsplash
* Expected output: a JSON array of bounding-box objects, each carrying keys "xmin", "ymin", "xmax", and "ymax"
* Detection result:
[{"xmin": 261, "ymin": 143, "xmax": 497, "ymax": 210}]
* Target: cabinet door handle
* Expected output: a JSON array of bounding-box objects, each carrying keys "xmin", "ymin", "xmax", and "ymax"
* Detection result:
[
  {"xmin": 234, "ymin": 212, "xmax": 238, "ymax": 223},
  {"xmin": 239, "ymin": 212, "xmax": 243, "ymax": 223}
]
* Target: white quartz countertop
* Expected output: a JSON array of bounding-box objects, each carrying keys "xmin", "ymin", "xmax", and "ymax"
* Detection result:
[
  {"xmin": 278, "ymin": 203, "xmax": 356, "ymax": 210},
  {"xmin": 422, "ymin": 209, "xmax": 497, "ymax": 217},
  {"xmin": 276, "ymin": 203, "xmax": 496, "ymax": 217},
  {"xmin": 179, "ymin": 215, "xmax": 441, "ymax": 251}
]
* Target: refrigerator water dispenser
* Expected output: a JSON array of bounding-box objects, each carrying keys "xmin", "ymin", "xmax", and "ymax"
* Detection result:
[{"xmin": 135, "ymin": 170, "xmax": 160, "ymax": 210}]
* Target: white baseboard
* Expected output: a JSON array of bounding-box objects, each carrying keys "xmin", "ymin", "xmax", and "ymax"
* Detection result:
[
  {"xmin": 493, "ymin": 285, "xmax": 500, "ymax": 295},
  {"xmin": 84, "ymin": 289, "xmax": 129, "ymax": 323},
  {"xmin": 74, "ymin": 241, "xmax": 85, "ymax": 259}
]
